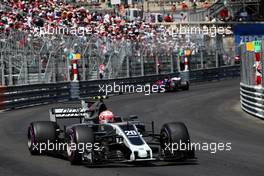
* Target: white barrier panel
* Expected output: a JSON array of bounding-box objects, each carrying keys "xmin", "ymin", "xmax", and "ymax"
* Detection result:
[{"xmin": 240, "ymin": 82, "xmax": 264, "ymax": 119}]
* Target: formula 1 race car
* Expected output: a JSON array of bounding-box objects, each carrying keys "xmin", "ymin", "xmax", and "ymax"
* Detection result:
[
  {"xmin": 27, "ymin": 96, "xmax": 195, "ymax": 165},
  {"xmin": 156, "ymin": 76, "xmax": 189, "ymax": 92}
]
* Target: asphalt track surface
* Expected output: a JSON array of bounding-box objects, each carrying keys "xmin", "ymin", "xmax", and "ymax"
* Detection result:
[{"xmin": 0, "ymin": 78, "xmax": 264, "ymax": 176}]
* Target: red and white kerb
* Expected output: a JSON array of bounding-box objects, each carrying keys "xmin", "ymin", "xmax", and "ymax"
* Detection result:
[
  {"xmin": 255, "ymin": 52, "xmax": 262, "ymax": 86},
  {"xmin": 184, "ymin": 57, "xmax": 189, "ymax": 71},
  {"xmin": 72, "ymin": 60, "xmax": 78, "ymax": 81}
]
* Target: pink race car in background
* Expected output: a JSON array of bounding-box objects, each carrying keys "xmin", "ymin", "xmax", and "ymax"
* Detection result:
[{"xmin": 155, "ymin": 76, "xmax": 189, "ymax": 92}]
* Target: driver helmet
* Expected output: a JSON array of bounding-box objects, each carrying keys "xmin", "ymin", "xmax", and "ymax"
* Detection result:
[{"xmin": 99, "ymin": 110, "xmax": 114, "ymax": 124}]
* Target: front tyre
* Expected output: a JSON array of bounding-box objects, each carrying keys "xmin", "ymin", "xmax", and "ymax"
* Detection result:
[
  {"xmin": 27, "ymin": 121, "xmax": 57, "ymax": 155},
  {"xmin": 66, "ymin": 125, "xmax": 94, "ymax": 165},
  {"xmin": 160, "ymin": 122, "xmax": 194, "ymax": 160}
]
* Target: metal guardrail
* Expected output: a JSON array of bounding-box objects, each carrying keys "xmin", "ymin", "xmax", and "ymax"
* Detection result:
[
  {"xmin": 0, "ymin": 82, "xmax": 70, "ymax": 110},
  {"xmin": 79, "ymin": 65, "xmax": 240, "ymax": 97},
  {"xmin": 79, "ymin": 72, "xmax": 182, "ymax": 97},
  {"xmin": 0, "ymin": 66, "xmax": 240, "ymax": 110},
  {"xmin": 190, "ymin": 65, "xmax": 240, "ymax": 82},
  {"xmin": 240, "ymin": 83, "xmax": 264, "ymax": 119}
]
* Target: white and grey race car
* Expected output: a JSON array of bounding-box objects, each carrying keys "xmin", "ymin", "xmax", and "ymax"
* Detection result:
[{"xmin": 27, "ymin": 96, "xmax": 195, "ymax": 166}]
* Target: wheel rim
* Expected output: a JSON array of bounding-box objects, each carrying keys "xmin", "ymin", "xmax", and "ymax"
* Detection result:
[
  {"xmin": 27, "ymin": 126, "xmax": 34, "ymax": 149},
  {"xmin": 86, "ymin": 152, "xmax": 93, "ymax": 164},
  {"xmin": 161, "ymin": 129, "xmax": 170, "ymax": 155},
  {"xmin": 67, "ymin": 135, "xmax": 74, "ymax": 157},
  {"xmin": 161, "ymin": 131, "xmax": 169, "ymax": 146}
]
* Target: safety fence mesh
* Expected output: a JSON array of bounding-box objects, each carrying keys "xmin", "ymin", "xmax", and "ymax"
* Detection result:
[{"xmin": 0, "ymin": 29, "xmax": 237, "ymax": 86}]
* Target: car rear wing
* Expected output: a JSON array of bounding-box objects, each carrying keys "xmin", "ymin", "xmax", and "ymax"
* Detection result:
[
  {"xmin": 49, "ymin": 108, "xmax": 88, "ymax": 122},
  {"xmin": 49, "ymin": 96, "xmax": 109, "ymax": 122}
]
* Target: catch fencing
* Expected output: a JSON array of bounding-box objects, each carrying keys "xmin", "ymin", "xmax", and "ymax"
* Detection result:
[
  {"xmin": 0, "ymin": 30, "xmax": 236, "ymax": 86},
  {"xmin": 0, "ymin": 82, "xmax": 69, "ymax": 110}
]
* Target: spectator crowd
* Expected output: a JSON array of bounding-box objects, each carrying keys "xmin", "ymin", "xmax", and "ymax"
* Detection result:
[
  {"xmin": 0, "ymin": 0, "xmax": 232, "ymax": 41},
  {"xmin": 0, "ymin": 0, "xmax": 173, "ymax": 41}
]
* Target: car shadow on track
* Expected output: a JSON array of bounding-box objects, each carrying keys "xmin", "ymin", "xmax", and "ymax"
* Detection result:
[
  {"xmin": 42, "ymin": 153, "xmax": 198, "ymax": 168},
  {"xmin": 39, "ymin": 147, "xmax": 199, "ymax": 168},
  {"xmin": 84, "ymin": 160, "xmax": 198, "ymax": 168}
]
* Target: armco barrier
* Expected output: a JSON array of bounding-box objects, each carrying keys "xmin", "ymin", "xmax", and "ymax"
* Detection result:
[
  {"xmin": 190, "ymin": 66, "xmax": 240, "ymax": 83},
  {"xmin": 240, "ymin": 83, "xmax": 264, "ymax": 119},
  {"xmin": 0, "ymin": 82, "xmax": 70, "ymax": 110},
  {"xmin": 79, "ymin": 66, "xmax": 240, "ymax": 97},
  {"xmin": 79, "ymin": 72, "xmax": 181, "ymax": 97},
  {"xmin": 0, "ymin": 66, "xmax": 240, "ymax": 110}
]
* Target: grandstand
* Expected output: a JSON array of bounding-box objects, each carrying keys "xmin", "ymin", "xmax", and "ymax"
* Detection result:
[{"xmin": 188, "ymin": 0, "xmax": 263, "ymax": 21}]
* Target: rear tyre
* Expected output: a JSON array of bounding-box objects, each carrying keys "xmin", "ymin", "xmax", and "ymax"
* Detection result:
[
  {"xmin": 181, "ymin": 81, "xmax": 189, "ymax": 91},
  {"xmin": 66, "ymin": 125, "xmax": 94, "ymax": 165},
  {"xmin": 27, "ymin": 121, "xmax": 58, "ymax": 155},
  {"xmin": 160, "ymin": 122, "xmax": 194, "ymax": 160}
]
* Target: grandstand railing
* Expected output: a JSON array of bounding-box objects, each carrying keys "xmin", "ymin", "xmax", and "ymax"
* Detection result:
[
  {"xmin": 188, "ymin": 0, "xmax": 261, "ymax": 22},
  {"xmin": 188, "ymin": 0, "xmax": 225, "ymax": 21}
]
